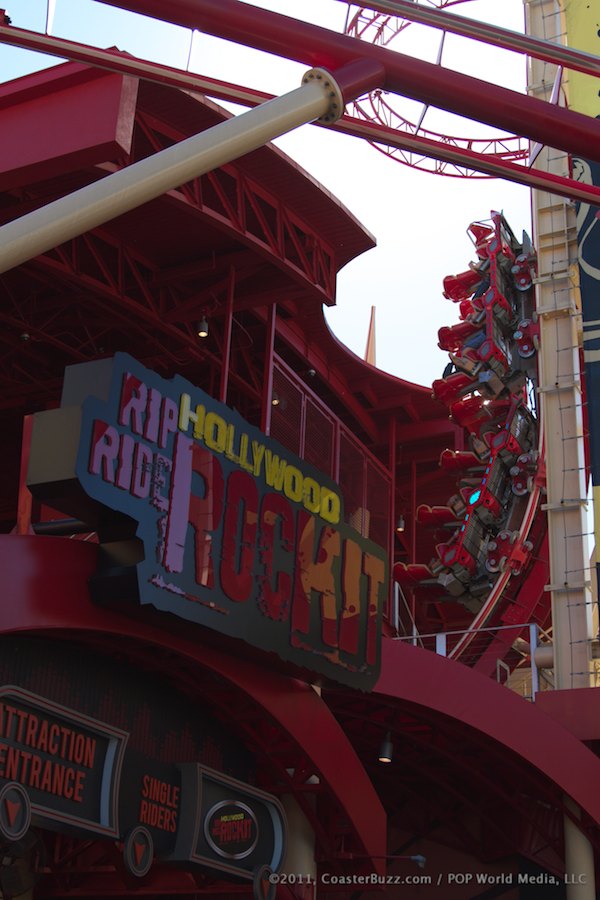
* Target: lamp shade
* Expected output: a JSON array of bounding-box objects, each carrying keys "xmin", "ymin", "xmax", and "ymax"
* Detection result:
[{"xmin": 378, "ymin": 731, "xmax": 393, "ymax": 763}]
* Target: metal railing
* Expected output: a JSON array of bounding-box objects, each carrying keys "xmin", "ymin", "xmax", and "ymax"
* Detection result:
[{"xmin": 393, "ymin": 621, "xmax": 550, "ymax": 700}]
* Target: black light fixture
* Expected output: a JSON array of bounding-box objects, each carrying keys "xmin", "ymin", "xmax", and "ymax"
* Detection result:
[
  {"xmin": 378, "ymin": 731, "xmax": 393, "ymax": 764},
  {"xmin": 197, "ymin": 315, "xmax": 209, "ymax": 339},
  {"xmin": 395, "ymin": 515, "xmax": 405, "ymax": 534},
  {"xmin": 271, "ymin": 392, "xmax": 280, "ymax": 407}
]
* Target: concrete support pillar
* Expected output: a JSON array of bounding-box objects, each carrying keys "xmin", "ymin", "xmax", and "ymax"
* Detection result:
[
  {"xmin": 281, "ymin": 794, "xmax": 317, "ymax": 897},
  {"xmin": 564, "ymin": 797, "xmax": 596, "ymax": 900},
  {"xmin": 525, "ymin": 2, "xmax": 596, "ymax": 895},
  {"xmin": 525, "ymin": 0, "xmax": 593, "ymax": 690}
]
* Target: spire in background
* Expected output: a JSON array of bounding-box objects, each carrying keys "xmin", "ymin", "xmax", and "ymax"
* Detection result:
[{"xmin": 364, "ymin": 305, "xmax": 376, "ymax": 365}]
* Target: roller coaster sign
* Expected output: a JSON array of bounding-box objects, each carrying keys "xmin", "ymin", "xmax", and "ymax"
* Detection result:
[{"xmin": 74, "ymin": 354, "xmax": 387, "ymax": 690}]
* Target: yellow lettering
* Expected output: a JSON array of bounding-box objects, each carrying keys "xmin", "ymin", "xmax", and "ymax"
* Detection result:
[
  {"xmin": 264, "ymin": 450, "xmax": 287, "ymax": 490},
  {"xmin": 284, "ymin": 465, "xmax": 303, "ymax": 503},
  {"xmin": 179, "ymin": 397, "xmax": 342, "ymax": 522},
  {"xmin": 252, "ymin": 441, "xmax": 265, "ymax": 477},
  {"xmin": 320, "ymin": 490, "xmax": 341, "ymax": 525},
  {"xmin": 178, "ymin": 393, "xmax": 206, "ymax": 439},
  {"xmin": 238, "ymin": 433, "xmax": 254, "ymax": 473},
  {"xmin": 303, "ymin": 477, "xmax": 320, "ymax": 513},
  {"xmin": 204, "ymin": 412, "xmax": 227, "ymax": 453},
  {"xmin": 225, "ymin": 424, "xmax": 241, "ymax": 464}
]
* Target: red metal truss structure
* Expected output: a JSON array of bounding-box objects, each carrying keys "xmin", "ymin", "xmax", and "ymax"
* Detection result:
[
  {"xmin": 0, "ymin": 2, "xmax": 600, "ymax": 897},
  {"xmin": 4, "ymin": 19, "xmax": 600, "ymax": 204},
  {"xmin": 342, "ymin": 0, "xmax": 600, "ymax": 177},
  {"xmin": 344, "ymin": 3, "xmax": 529, "ymax": 177},
  {"xmin": 97, "ymin": 0, "xmax": 600, "ymax": 166}
]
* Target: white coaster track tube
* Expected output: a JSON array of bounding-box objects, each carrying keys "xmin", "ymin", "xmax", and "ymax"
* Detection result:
[{"xmin": 0, "ymin": 60, "xmax": 383, "ymax": 276}]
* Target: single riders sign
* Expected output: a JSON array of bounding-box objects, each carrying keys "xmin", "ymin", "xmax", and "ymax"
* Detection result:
[{"xmin": 28, "ymin": 354, "xmax": 387, "ymax": 689}]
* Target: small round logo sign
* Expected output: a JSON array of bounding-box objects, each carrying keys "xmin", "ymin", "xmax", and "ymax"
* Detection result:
[{"xmin": 204, "ymin": 800, "xmax": 259, "ymax": 860}]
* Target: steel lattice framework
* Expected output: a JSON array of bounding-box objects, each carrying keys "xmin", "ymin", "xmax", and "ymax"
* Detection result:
[
  {"xmin": 2, "ymin": 8, "xmax": 600, "ymax": 202},
  {"xmin": 0, "ymin": 3, "xmax": 599, "ymax": 895}
]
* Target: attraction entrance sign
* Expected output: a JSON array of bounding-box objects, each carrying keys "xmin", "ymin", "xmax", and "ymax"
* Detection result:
[
  {"xmin": 0, "ymin": 640, "xmax": 287, "ymax": 885},
  {"xmin": 0, "ymin": 686, "xmax": 126, "ymax": 838}
]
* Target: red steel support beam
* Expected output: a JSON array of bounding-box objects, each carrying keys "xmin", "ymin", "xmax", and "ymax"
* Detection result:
[
  {"xmin": 261, "ymin": 303, "xmax": 276, "ymax": 436},
  {"xmin": 3, "ymin": 25, "xmax": 600, "ymax": 205},
  {"xmin": 219, "ymin": 266, "xmax": 235, "ymax": 405},
  {"xmin": 16, "ymin": 414, "xmax": 34, "ymax": 535},
  {"xmin": 0, "ymin": 20, "xmax": 272, "ymax": 106},
  {"xmin": 332, "ymin": 115, "xmax": 600, "ymax": 204},
  {"xmin": 97, "ymin": 0, "xmax": 600, "ymax": 166}
]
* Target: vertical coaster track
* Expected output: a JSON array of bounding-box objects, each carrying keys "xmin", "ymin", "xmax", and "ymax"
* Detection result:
[
  {"xmin": 338, "ymin": 2, "xmax": 554, "ymax": 671},
  {"xmin": 395, "ymin": 212, "xmax": 550, "ymax": 670}
]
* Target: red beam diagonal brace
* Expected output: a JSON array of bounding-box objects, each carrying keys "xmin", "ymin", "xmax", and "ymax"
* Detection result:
[
  {"xmin": 334, "ymin": 115, "xmax": 600, "ymax": 206},
  {"xmin": 2, "ymin": 26, "xmax": 600, "ymax": 204},
  {"xmin": 97, "ymin": 0, "xmax": 600, "ymax": 167}
]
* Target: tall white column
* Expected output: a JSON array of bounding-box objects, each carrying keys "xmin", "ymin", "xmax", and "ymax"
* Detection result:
[
  {"xmin": 564, "ymin": 797, "xmax": 596, "ymax": 900},
  {"xmin": 281, "ymin": 794, "xmax": 317, "ymax": 896},
  {"xmin": 525, "ymin": 0, "xmax": 593, "ymax": 692},
  {"xmin": 525, "ymin": 2, "xmax": 595, "ymax": 896}
]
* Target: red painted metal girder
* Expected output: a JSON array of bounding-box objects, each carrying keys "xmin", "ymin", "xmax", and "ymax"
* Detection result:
[
  {"xmin": 0, "ymin": 59, "xmax": 368, "ymax": 302},
  {"xmin": 333, "ymin": 115, "xmax": 600, "ymax": 206},
  {"xmin": 0, "ymin": 534, "xmax": 386, "ymax": 877},
  {"xmin": 394, "ymin": 418, "xmax": 460, "ymax": 443},
  {"xmin": 537, "ymin": 688, "xmax": 600, "ymax": 742},
  {"xmin": 0, "ymin": 23, "xmax": 274, "ymax": 107},
  {"xmin": 0, "ymin": 68, "xmax": 138, "ymax": 193},
  {"xmin": 253, "ymin": 307, "xmax": 382, "ymax": 443},
  {"xmin": 98, "ymin": 0, "xmax": 600, "ymax": 166},
  {"xmin": 3, "ymin": 27, "xmax": 600, "ymax": 203}
]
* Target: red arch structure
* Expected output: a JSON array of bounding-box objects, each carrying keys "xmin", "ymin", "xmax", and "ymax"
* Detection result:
[
  {"xmin": 0, "ymin": 4, "xmax": 599, "ymax": 897},
  {"xmin": 3, "ymin": 530, "xmax": 600, "ymax": 889}
]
